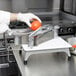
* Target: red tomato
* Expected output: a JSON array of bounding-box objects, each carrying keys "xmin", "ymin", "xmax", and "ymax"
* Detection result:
[{"xmin": 30, "ymin": 20, "xmax": 42, "ymax": 31}]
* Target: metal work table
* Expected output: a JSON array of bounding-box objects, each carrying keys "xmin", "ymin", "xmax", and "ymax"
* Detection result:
[{"xmin": 12, "ymin": 37, "xmax": 71, "ymax": 76}]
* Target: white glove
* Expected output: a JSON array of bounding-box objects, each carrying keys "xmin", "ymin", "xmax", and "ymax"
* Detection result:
[
  {"xmin": 17, "ymin": 13, "xmax": 42, "ymax": 27},
  {"xmin": 0, "ymin": 11, "xmax": 10, "ymax": 24},
  {"xmin": 0, "ymin": 23, "xmax": 11, "ymax": 34}
]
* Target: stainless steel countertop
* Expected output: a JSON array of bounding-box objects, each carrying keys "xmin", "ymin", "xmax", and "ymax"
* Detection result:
[{"xmin": 12, "ymin": 47, "xmax": 76, "ymax": 76}]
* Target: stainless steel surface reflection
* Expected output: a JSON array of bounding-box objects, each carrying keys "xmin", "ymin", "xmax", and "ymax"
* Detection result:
[
  {"xmin": 41, "ymin": 14, "xmax": 75, "ymax": 25},
  {"xmin": 24, "ymin": 54, "xmax": 76, "ymax": 76}
]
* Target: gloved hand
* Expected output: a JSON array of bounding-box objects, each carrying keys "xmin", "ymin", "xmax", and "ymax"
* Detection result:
[
  {"xmin": 17, "ymin": 13, "xmax": 42, "ymax": 27},
  {"xmin": 0, "ymin": 23, "xmax": 11, "ymax": 34}
]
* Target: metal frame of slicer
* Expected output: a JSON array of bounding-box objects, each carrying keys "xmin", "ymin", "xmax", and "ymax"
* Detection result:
[{"xmin": 28, "ymin": 25, "xmax": 60, "ymax": 48}]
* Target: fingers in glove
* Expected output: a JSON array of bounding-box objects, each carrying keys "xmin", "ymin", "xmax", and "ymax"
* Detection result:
[
  {"xmin": 25, "ymin": 20, "xmax": 32, "ymax": 27},
  {"xmin": 32, "ymin": 15, "xmax": 42, "ymax": 23},
  {"xmin": 27, "ymin": 13, "xmax": 42, "ymax": 23}
]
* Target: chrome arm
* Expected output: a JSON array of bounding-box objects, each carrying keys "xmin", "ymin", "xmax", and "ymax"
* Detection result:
[{"xmin": 28, "ymin": 24, "xmax": 54, "ymax": 48}]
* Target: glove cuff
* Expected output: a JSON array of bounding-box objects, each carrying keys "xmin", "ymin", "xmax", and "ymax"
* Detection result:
[{"xmin": 0, "ymin": 11, "xmax": 11, "ymax": 24}]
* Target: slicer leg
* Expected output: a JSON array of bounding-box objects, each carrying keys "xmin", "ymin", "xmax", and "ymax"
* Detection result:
[
  {"xmin": 67, "ymin": 49, "xmax": 71, "ymax": 57},
  {"xmin": 24, "ymin": 61, "xmax": 27, "ymax": 65},
  {"xmin": 65, "ymin": 49, "xmax": 71, "ymax": 57},
  {"xmin": 65, "ymin": 49, "xmax": 71, "ymax": 60},
  {"xmin": 25, "ymin": 52, "xmax": 31, "ymax": 61},
  {"xmin": 19, "ymin": 50, "xmax": 22, "ymax": 55},
  {"xmin": 24, "ymin": 52, "xmax": 32, "ymax": 65}
]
